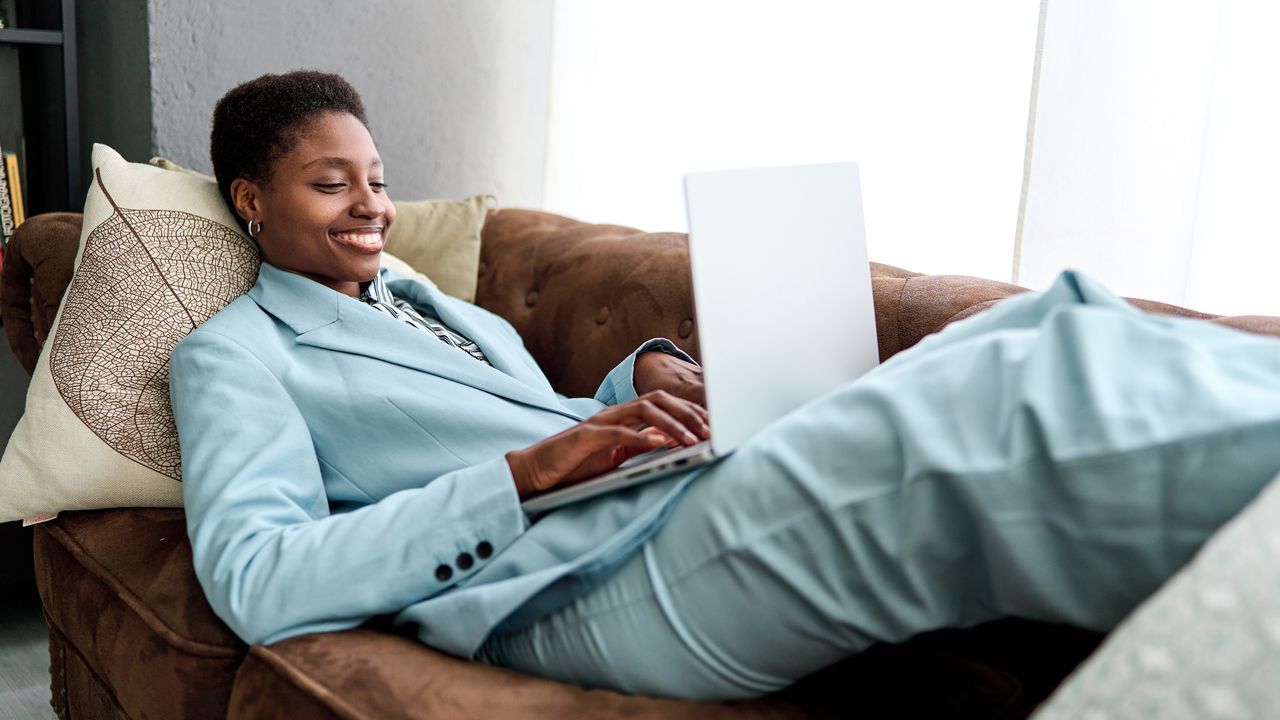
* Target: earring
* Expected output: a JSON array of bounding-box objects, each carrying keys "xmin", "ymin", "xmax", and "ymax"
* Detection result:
[{"xmin": 248, "ymin": 220, "xmax": 262, "ymax": 238}]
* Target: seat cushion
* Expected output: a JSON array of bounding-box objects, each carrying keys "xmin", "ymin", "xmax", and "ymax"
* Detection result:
[{"xmin": 33, "ymin": 508, "xmax": 245, "ymax": 720}]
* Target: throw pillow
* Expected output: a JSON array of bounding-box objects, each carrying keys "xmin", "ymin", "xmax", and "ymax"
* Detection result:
[
  {"xmin": 0, "ymin": 144, "xmax": 259, "ymax": 521},
  {"xmin": 145, "ymin": 156, "xmax": 491, "ymax": 302},
  {"xmin": 383, "ymin": 195, "xmax": 492, "ymax": 302}
]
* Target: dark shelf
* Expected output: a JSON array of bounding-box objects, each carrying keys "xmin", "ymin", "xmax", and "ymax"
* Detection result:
[
  {"xmin": 0, "ymin": 28, "xmax": 63, "ymax": 46},
  {"xmin": 0, "ymin": 0, "xmax": 79, "ymax": 214}
]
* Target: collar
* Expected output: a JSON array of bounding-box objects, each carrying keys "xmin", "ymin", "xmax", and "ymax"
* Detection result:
[
  {"xmin": 246, "ymin": 262, "xmax": 346, "ymax": 335},
  {"xmin": 361, "ymin": 270, "xmax": 394, "ymax": 305}
]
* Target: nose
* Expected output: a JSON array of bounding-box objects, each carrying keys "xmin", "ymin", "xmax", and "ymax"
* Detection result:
[{"xmin": 350, "ymin": 182, "xmax": 390, "ymax": 219}]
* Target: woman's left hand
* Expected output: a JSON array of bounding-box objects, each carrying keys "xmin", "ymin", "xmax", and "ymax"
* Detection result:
[{"xmin": 634, "ymin": 350, "xmax": 706, "ymax": 407}]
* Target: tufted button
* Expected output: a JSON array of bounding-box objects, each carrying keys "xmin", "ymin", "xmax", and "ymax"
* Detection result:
[
  {"xmin": 678, "ymin": 319, "xmax": 694, "ymax": 338},
  {"xmin": 456, "ymin": 552, "xmax": 475, "ymax": 570},
  {"xmin": 478, "ymin": 260, "xmax": 488, "ymax": 277},
  {"xmin": 525, "ymin": 290, "xmax": 539, "ymax": 307},
  {"xmin": 435, "ymin": 564, "xmax": 453, "ymax": 582},
  {"xmin": 476, "ymin": 541, "xmax": 493, "ymax": 559},
  {"xmin": 595, "ymin": 306, "xmax": 610, "ymax": 325}
]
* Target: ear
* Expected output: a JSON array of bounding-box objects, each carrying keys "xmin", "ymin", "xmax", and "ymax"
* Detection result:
[{"xmin": 230, "ymin": 177, "xmax": 264, "ymax": 223}]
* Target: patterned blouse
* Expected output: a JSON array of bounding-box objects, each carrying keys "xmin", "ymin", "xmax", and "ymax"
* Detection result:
[{"xmin": 358, "ymin": 272, "xmax": 491, "ymax": 366}]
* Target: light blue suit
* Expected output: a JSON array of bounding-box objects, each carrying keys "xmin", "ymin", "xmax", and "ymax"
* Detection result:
[
  {"xmin": 170, "ymin": 263, "xmax": 698, "ymax": 653},
  {"xmin": 172, "ymin": 263, "xmax": 1280, "ymax": 700}
]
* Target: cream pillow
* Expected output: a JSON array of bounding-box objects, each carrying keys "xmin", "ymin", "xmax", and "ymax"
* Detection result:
[
  {"xmin": 383, "ymin": 195, "xmax": 492, "ymax": 302},
  {"xmin": 146, "ymin": 157, "xmax": 490, "ymax": 301},
  {"xmin": 0, "ymin": 144, "xmax": 260, "ymax": 521}
]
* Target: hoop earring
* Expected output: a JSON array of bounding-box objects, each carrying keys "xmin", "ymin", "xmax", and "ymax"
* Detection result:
[{"xmin": 248, "ymin": 220, "xmax": 262, "ymax": 239}]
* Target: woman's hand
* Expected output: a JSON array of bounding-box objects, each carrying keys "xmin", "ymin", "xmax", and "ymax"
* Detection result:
[
  {"xmin": 507, "ymin": 391, "xmax": 710, "ymax": 499},
  {"xmin": 633, "ymin": 350, "xmax": 706, "ymax": 407}
]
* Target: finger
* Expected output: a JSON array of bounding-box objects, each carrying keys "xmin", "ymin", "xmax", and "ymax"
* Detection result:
[
  {"xmin": 587, "ymin": 424, "xmax": 668, "ymax": 453},
  {"xmin": 642, "ymin": 391, "xmax": 711, "ymax": 441},
  {"xmin": 639, "ymin": 426, "xmax": 682, "ymax": 449},
  {"xmin": 585, "ymin": 426, "xmax": 668, "ymax": 470},
  {"xmin": 617, "ymin": 396, "xmax": 703, "ymax": 446},
  {"xmin": 590, "ymin": 395, "xmax": 708, "ymax": 442}
]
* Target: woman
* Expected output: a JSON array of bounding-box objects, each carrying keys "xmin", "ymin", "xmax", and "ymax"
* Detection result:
[{"xmin": 171, "ymin": 70, "xmax": 1280, "ymax": 700}]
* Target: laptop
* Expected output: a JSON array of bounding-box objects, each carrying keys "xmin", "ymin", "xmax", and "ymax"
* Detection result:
[{"xmin": 521, "ymin": 162, "xmax": 880, "ymax": 515}]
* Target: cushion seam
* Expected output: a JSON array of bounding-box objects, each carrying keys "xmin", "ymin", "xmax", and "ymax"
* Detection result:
[{"xmin": 42, "ymin": 522, "xmax": 244, "ymax": 658}]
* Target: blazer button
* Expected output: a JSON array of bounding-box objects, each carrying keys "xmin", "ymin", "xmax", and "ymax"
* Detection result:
[
  {"xmin": 435, "ymin": 564, "xmax": 453, "ymax": 582},
  {"xmin": 456, "ymin": 552, "xmax": 475, "ymax": 571},
  {"xmin": 476, "ymin": 541, "xmax": 493, "ymax": 559}
]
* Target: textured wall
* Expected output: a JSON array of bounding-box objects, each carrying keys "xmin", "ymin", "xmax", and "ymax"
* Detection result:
[{"xmin": 146, "ymin": 0, "xmax": 554, "ymax": 207}]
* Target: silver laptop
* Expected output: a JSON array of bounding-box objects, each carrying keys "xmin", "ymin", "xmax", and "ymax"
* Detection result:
[{"xmin": 521, "ymin": 162, "xmax": 879, "ymax": 515}]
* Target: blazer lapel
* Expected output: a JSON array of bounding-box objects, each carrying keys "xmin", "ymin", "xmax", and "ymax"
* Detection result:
[{"xmin": 248, "ymin": 264, "xmax": 581, "ymax": 419}]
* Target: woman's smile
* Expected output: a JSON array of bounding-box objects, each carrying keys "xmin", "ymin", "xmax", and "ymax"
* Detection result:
[{"xmin": 329, "ymin": 225, "xmax": 386, "ymax": 253}]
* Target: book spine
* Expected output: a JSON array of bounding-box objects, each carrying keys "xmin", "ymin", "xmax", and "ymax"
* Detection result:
[
  {"xmin": 0, "ymin": 147, "xmax": 13, "ymax": 246},
  {"xmin": 5, "ymin": 154, "xmax": 22, "ymax": 227}
]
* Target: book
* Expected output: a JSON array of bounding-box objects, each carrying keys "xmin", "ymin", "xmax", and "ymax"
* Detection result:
[
  {"xmin": 0, "ymin": 143, "xmax": 14, "ymax": 250},
  {"xmin": 5, "ymin": 152, "xmax": 22, "ymax": 228}
]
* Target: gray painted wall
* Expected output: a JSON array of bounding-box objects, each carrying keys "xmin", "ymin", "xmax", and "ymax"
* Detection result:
[{"xmin": 146, "ymin": 0, "xmax": 554, "ymax": 208}]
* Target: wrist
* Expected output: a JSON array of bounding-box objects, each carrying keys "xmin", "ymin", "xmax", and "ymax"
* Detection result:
[{"xmin": 506, "ymin": 449, "xmax": 536, "ymax": 499}]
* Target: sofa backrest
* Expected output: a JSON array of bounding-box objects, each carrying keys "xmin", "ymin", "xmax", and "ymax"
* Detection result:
[{"xmin": 6, "ymin": 210, "xmax": 1280, "ymax": 396}]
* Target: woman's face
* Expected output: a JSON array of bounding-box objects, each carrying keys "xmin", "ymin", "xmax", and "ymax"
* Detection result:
[{"xmin": 232, "ymin": 111, "xmax": 396, "ymax": 297}]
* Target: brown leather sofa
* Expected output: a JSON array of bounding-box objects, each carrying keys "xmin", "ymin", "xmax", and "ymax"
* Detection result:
[{"xmin": 9, "ymin": 208, "xmax": 1278, "ymax": 719}]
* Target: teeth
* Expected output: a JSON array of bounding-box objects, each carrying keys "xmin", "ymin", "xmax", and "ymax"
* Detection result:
[{"xmin": 333, "ymin": 231, "xmax": 382, "ymax": 247}]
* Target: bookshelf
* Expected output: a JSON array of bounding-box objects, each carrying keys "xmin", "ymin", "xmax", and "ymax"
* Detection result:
[{"xmin": 0, "ymin": 0, "xmax": 80, "ymax": 216}]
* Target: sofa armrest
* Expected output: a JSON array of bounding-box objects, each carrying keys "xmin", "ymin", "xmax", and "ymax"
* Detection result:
[{"xmin": 1, "ymin": 213, "xmax": 82, "ymax": 375}]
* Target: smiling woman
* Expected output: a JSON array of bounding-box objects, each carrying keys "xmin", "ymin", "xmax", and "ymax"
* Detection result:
[
  {"xmin": 170, "ymin": 69, "xmax": 1280, "ymax": 702},
  {"xmin": 210, "ymin": 77, "xmax": 395, "ymax": 297}
]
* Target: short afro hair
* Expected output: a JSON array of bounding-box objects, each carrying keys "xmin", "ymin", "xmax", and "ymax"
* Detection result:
[{"xmin": 210, "ymin": 70, "xmax": 369, "ymax": 231}]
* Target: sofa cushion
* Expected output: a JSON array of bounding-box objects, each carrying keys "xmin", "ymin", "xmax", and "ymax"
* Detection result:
[{"xmin": 34, "ymin": 509, "xmax": 244, "ymax": 719}]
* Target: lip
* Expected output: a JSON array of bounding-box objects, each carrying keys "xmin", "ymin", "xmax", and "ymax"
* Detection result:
[{"xmin": 329, "ymin": 225, "xmax": 385, "ymax": 254}]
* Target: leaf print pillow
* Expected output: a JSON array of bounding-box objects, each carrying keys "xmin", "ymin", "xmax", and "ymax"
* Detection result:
[{"xmin": 0, "ymin": 144, "xmax": 260, "ymax": 522}]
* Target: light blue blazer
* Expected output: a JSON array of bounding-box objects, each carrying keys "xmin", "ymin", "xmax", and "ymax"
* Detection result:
[{"xmin": 169, "ymin": 262, "xmax": 699, "ymax": 656}]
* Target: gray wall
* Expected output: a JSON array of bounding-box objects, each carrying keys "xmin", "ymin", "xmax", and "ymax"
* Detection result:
[{"xmin": 146, "ymin": 0, "xmax": 555, "ymax": 207}]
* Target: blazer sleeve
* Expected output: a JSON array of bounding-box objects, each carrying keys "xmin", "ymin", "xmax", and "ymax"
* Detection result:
[
  {"xmin": 169, "ymin": 329, "xmax": 528, "ymax": 646},
  {"xmin": 593, "ymin": 338, "xmax": 698, "ymax": 406}
]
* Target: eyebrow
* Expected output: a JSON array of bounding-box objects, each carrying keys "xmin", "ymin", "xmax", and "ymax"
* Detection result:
[{"xmin": 301, "ymin": 156, "xmax": 383, "ymax": 170}]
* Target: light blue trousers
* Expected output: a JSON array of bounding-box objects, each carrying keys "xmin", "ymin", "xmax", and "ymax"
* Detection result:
[{"xmin": 478, "ymin": 274, "xmax": 1280, "ymax": 700}]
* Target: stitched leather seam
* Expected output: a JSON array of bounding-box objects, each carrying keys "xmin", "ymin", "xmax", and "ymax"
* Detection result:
[
  {"xmin": 893, "ymin": 278, "xmax": 908, "ymax": 353},
  {"xmin": 41, "ymin": 522, "xmax": 245, "ymax": 658}
]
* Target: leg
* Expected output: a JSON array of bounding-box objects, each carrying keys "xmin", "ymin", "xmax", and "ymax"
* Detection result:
[{"xmin": 484, "ymin": 279, "xmax": 1280, "ymax": 700}]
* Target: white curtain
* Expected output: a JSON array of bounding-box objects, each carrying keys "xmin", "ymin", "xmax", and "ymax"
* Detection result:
[
  {"xmin": 543, "ymin": 1, "xmax": 1041, "ymax": 280},
  {"xmin": 1017, "ymin": 0, "xmax": 1280, "ymax": 315}
]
